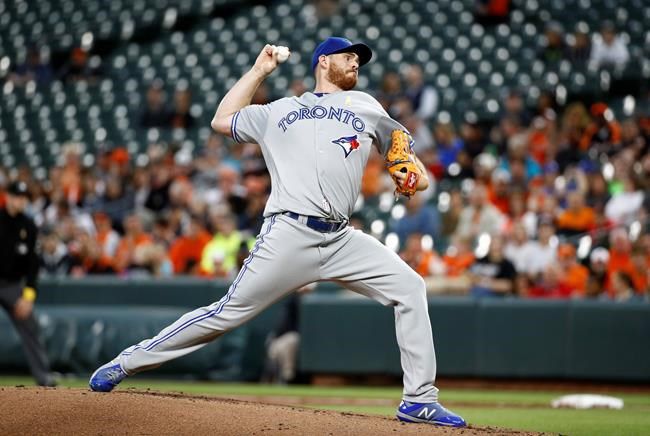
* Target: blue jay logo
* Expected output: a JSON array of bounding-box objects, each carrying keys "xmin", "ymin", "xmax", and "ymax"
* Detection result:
[{"xmin": 332, "ymin": 135, "xmax": 360, "ymax": 158}]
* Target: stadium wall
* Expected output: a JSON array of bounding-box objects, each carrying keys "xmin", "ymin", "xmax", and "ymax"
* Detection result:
[{"xmin": 0, "ymin": 279, "xmax": 648, "ymax": 381}]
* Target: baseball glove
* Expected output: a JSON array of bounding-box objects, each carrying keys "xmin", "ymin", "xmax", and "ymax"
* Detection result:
[{"xmin": 386, "ymin": 129, "xmax": 421, "ymax": 198}]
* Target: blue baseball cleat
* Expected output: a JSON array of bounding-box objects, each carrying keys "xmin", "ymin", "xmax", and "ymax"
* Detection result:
[
  {"xmin": 89, "ymin": 360, "xmax": 128, "ymax": 392},
  {"xmin": 396, "ymin": 400, "xmax": 467, "ymax": 427}
]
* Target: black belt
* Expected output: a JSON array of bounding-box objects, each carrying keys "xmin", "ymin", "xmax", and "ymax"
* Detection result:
[{"xmin": 284, "ymin": 212, "xmax": 347, "ymax": 233}]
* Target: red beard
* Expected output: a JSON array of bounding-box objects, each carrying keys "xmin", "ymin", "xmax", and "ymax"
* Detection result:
[{"xmin": 326, "ymin": 62, "xmax": 358, "ymax": 90}]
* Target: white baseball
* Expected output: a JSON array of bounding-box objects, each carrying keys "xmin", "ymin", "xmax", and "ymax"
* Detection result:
[{"xmin": 274, "ymin": 46, "xmax": 290, "ymax": 63}]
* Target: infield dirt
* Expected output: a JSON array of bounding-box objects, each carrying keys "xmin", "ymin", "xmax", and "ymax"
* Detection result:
[{"xmin": 0, "ymin": 387, "xmax": 545, "ymax": 435}]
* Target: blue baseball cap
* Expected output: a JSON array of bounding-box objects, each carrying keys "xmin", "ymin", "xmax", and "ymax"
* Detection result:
[{"xmin": 311, "ymin": 37, "xmax": 373, "ymax": 71}]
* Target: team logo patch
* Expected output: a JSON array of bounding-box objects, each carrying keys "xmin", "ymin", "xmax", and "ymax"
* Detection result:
[{"xmin": 332, "ymin": 135, "xmax": 360, "ymax": 158}]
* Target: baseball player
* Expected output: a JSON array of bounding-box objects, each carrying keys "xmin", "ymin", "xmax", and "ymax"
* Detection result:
[{"xmin": 90, "ymin": 37, "xmax": 466, "ymax": 427}]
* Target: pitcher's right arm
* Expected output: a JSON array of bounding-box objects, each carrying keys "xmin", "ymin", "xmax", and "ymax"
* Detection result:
[{"xmin": 210, "ymin": 44, "xmax": 280, "ymax": 136}]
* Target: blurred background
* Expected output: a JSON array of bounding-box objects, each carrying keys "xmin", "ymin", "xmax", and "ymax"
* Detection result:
[{"xmin": 0, "ymin": 0, "xmax": 648, "ymax": 385}]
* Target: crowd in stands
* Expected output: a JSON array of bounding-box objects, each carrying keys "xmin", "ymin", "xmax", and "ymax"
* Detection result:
[
  {"xmin": 0, "ymin": 63, "xmax": 647, "ymax": 302},
  {"xmin": 1, "ymin": 8, "xmax": 648, "ymax": 303},
  {"xmin": 9, "ymin": 44, "xmax": 102, "ymax": 87},
  {"xmin": 383, "ymin": 63, "xmax": 649, "ymax": 301},
  {"xmin": 538, "ymin": 20, "xmax": 630, "ymax": 69}
]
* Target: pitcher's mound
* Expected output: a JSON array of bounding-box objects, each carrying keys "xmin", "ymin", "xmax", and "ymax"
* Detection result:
[{"xmin": 0, "ymin": 387, "xmax": 541, "ymax": 435}]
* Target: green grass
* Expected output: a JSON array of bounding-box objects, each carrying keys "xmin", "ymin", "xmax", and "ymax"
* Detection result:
[{"xmin": 2, "ymin": 376, "xmax": 650, "ymax": 435}]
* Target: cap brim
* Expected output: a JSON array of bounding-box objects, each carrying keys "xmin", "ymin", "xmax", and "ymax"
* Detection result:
[{"xmin": 330, "ymin": 43, "xmax": 373, "ymax": 67}]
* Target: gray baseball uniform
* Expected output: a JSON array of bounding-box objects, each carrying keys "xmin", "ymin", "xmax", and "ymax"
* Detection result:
[{"xmin": 115, "ymin": 90, "xmax": 439, "ymax": 403}]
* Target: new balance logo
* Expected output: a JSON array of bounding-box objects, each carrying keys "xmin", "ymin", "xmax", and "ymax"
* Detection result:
[{"xmin": 418, "ymin": 407, "xmax": 436, "ymax": 419}]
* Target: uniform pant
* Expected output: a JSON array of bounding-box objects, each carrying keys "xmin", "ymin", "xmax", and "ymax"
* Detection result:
[
  {"xmin": 0, "ymin": 281, "xmax": 54, "ymax": 386},
  {"xmin": 117, "ymin": 214, "xmax": 438, "ymax": 402}
]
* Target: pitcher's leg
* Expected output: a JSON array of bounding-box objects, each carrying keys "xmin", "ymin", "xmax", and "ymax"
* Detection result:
[
  {"xmin": 321, "ymin": 228, "xmax": 437, "ymax": 403},
  {"xmin": 116, "ymin": 215, "xmax": 320, "ymax": 375}
]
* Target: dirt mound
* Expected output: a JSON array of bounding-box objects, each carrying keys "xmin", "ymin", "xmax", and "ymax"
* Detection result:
[{"xmin": 0, "ymin": 387, "xmax": 542, "ymax": 435}]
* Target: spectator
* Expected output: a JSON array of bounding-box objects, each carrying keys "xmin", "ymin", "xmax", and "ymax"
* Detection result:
[
  {"xmin": 459, "ymin": 117, "xmax": 487, "ymax": 159},
  {"xmin": 488, "ymin": 169, "xmax": 512, "ymax": 216},
  {"xmin": 152, "ymin": 216, "xmax": 176, "ymax": 248},
  {"xmin": 579, "ymin": 103, "xmax": 622, "ymax": 154},
  {"xmin": 113, "ymin": 214, "xmax": 153, "ymax": 273},
  {"xmin": 132, "ymin": 166, "xmax": 151, "ymax": 211},
  {"xmin": 443, "ymin": 237, "xmax": 476, "ymax": 277},
  {"xmin": 538, "ymin": 161, "xmax": 561, "ymax": 204},
  {"xmin": 474, "ymin": 0, "xmax": 510, "ymax": 26},
  {"xmin": 499, "ymin": 133, "xmax": 542, "ymax": 185},
  {"xmin": 360, "ymin": 149, "xmax": 385, "ymax": 199},
  {"xmin": 522, "ymin": 220, "xmax": 557, "ymax": 280},
  {"xmin": 145, "ymin": 162, "xmax": 173, "ymax": 213},
  {"xmin": 528, "ymin": 264, "xmax": 573, "ymax": 299},
  {"xmin": 193, "ymin": 135, "xmax": 225, "ymax": 189},
  {"xmin": 42, "ymin": 197, "xmax": 95, "ymax": 238},
  {"xmin": 528, "ymin": 116, "xmax": 553, "ymax": 165},
  {"xmin": 557, "ymin": 103, "xmax": 590, "ymax": 168},
  {"xmin": 69, "ymin": 229, "xmax": 115, "ymax": 275},
  {"xmin": 60, "ymin": 142, "xmax": 83, "ymax": 205},
  {"xmin": 507, "ymin": 189, "xmax": 528, "ymax": 223},
  {"xmin": 500, "ymin": 90, "xmax": 532, "ymax": 128},
  {"xmin": 399, "ymin": 233, "xmax": 446, "ymax": 277},
  {"xmin": 556, "ymin": 190, "xmax": 596, "ymax": 236},
  {"xmin": 492, "ymin": 115, "xmax": 523, "ymax": 156},
  {"xmin": 200, "ymin": 211, "xmax": 243, "ymax": 277},
  {"xmin": 93, "ymin": 176, "xmax": 135, "ymax": 231},
  {"xmin": 445, "ymin": 149, "xmax": 476, "ymax": 180},
  {"xmin": 440, "ymin": 189, "xmax": 464, "ymax": 241},
  {"xmin": 604, "ymin": 177, "xmax": 644, "ymax": 225},
  {"xmin": 454, "ymin": 183, "xmax": 504, "ymax": 242},
  {"xmin": 630, "ymin": 245, "xmax": 649, "ymax": 294},
  {"xmin": 9, "ymin": 45, "xmax": 53, "ymax": 86},
  {"xmin": 535, "ymin": 90, "xmax": 558, "ymax": 120},
  {"xmin": 311, "ymin": 0, "xmax": 340, "ymax": 19},
  {"xmin": 389, "ymin": 191, "xmax": 441, "ymax": 247},
  {"xmin": 59, "ymin": 47, "xmax": 101, "ymax": 83},
  {"xmin": 504, "ymin": 221, "xmax": 535, "ymax": 274},
  {"xmin": 589, "ymin": 21, "xmax": 630, "ymax": 69},
  {"xmin": 538, "ymin": 22, "xmax": 566, "ymax": 64},
  {"xmin": 565, "ymin": 24, "xmax": 591, "ymax": 65},
  {"xmin": 434, "ymin": 122, "xmax": 464, "ymax": 170},
  {"xmin": 131, "ymin": 243, "xmax": 173, "ymax": 278},
  {"xmin": 93, "ymin": 212, "xmax": 119, "ymax": 270},
  {"xmin": 468, "ymin": 236, "xmax": 517, "ymax": 297},
  {"xmin": 376, "ymin": 71, "xmax": 402, "ymax": 116},
  {"xmin": 621, "ymin": 118, "xmax": 647, "ymax": 153},
  {"xmin": 557, "ymin": 243, "xmax": 589, "ymax": 295},
  {"xmin": 168, "ymin": 87, "xmax": 195, "ymax": 129},
  {"xmin": 403, "ymin": 113, "xmax": 435, "ymax": 154},
  {"xmin": 169, "ymin": 215, "xmax": 211, "ymax": 275},
  {"xmin": 585, "ymin": 170, "xmax": 610, "ymax": 213},
  {"xmin": 79, "ymin": 169, "xmax": 101, "ymax": 211},
  {"xmin": 140, "ymin": 80, "xmax": 169, "ymax": 128},
  {"xmin": 606, "ymin": 228, "xmax": 637, "ymax": 295},
  {"xmin": 588, "ymin": 247, "xmax": 610, "ymax": 291},
  {"xmin": 39, "ymin": 228, "xmax": 73, "ymax": 276},
  {"xmin": 611, "ymin": 271, "xmax": 642, "ymax": 302},
  {"xmin": 403, "ymin": 64, "xmax": 439, "ymax": 121},
  {"xmin": 239, "ymin": 192, "xmax": 268, "ymax": 235}
]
